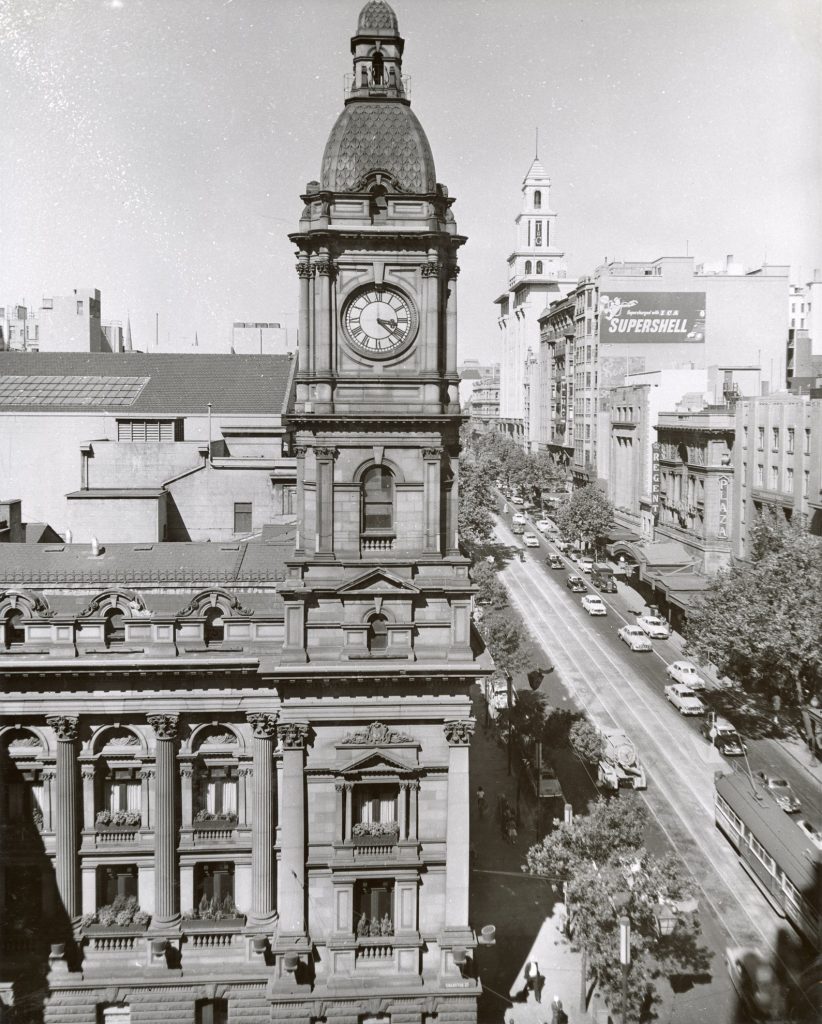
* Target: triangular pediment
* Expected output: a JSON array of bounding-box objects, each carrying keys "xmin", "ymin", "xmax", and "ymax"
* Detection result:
[
  {"xmin": 336, "ymin": 568, "xmax": 419, "ymax": 596},
  {"xmin": 338, "ymin": 748, "xmax": 413, "ymax": 775}
]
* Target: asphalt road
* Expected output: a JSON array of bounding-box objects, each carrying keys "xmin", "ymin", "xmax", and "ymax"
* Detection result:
[{"xmin": 493, "ymin": 512, "xmax": 814, "ymax": 959}]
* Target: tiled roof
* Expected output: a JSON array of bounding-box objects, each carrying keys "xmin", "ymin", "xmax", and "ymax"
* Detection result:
[{"xmin": 0, "ymin": 352, "xmax": 295, "ymax": 415}]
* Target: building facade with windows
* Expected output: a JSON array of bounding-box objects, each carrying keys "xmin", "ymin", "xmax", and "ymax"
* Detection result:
[
  {"xmin": 0, "ymin": 4, "xmax": 489, "ymax": 1024},
  {"xmin": 733, "ymin": 393, "xmax": 822, "ymax": 560},
  {"xmin": 494, "ymin": 156, "xmax": 576, "ymax": 450}
]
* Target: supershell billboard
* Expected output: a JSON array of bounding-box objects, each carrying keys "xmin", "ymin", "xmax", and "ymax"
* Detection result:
[{"xmin": 599, "ymin": 292, "xmax": 705, "ymax": 343}]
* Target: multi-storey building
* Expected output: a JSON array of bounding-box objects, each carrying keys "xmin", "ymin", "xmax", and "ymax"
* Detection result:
[
  {"xmin": 537, "ymin": 294, "xmax": 575, "ymax": 468},
  {"xmin": 494, "ymin": 156, "xmax": 575, "ymax": 450},
  {"xmin": 466, "ymin": 369, "xmax": 500, "ymax": 430},
  {"xmin": 0, "ymin": 305, "xmax": 38, "ymax": 352},
  {"xmin": 733, "ymin": 392, "xmax": 822, "ymax": 560},
  {"xmin": 0, "ymin": 5, "xmax": 489, "ymax": 1024}
]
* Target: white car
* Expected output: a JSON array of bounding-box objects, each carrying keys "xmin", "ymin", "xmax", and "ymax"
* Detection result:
[
  {"xmin": 581, "ymin": 595, "xmax": 607, "ymax": 616},
  {"xmin": 665, "ymin": 660, "xmax": 706, "ymax": 691},
  {"xmin": 578, "ymin": 557, "xmax": 594, "ymax": 574},
  {"xmin": 797, "ymin": 819, "xmax": 822, "ymax": 851},
  {"xmin": 512, "ymin": 512, "xmax": 526, "ymax": 525},
  {"xmin": 523, "ymin": 533, "xmax": 540, "ymax": 547},
  {"xmin": 636, "ymin": 615, "xmax": 671, "ymax": 639},
  {"xmin": 510, "ymin": 495, "xmax": 524, "ymax": 505},
  {"xmin": 535, "ymin": 519, "xmax": 554, "ymax": 534},
  {"xmin": 664, "ymin": 683, "xmax": 706, "ymax": 715},
  {"xmin": 618, "ymin": 625, "xmax": 653, "ymax": 652}
]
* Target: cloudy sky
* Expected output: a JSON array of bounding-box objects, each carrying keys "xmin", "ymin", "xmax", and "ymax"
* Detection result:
[{"xmin": 1, "ymin": 0, "xmax": 820, "ymax": 360}]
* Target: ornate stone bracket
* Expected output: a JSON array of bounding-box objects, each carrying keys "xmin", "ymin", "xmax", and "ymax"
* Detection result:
[
  {"xmin": 247, "ymin": 712, "xmax": 279, "ymax": 739},
  {"xmin": 443, "ymin": 719, "xmax": 475, "ymax": 746},
  {"xmin": 341, "ymin": 721, "xmax": 414, "ymax": 745},
  {"xmin": 46, "ymin": 716, "xmax": 79, "ymax": 742},
  {"xmin": 277, "ymin": 722, "xmax": 309, "ymax": 750},
  {"xmin": 147, "ymin": 714, "xmax": 179, "ymax": 741}
]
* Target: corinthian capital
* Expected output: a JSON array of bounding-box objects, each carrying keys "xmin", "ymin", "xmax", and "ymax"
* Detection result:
[
  {"xmin": 422, "ymin": 447, "xmax": 443, "ymax": 460},
  {"xmin": 147, "ymin": 714, "xmax": 179, "ymax": 741},
  {"xmin": 314, "ymin": 446, "xmax": 337, "ymax": 461},
  {"xmin": 421, "ymin": 262, "xmax": 442, "ymax": 279},
  {"xmin": 247, "ymin": 712, "xmax": 279, "ymax": 739},
  {"xmin": 443, "ymin": 719, "xmax": 475, "ymax": 746},
  {"xmin": 277, "ymin": 722, "xmax": 309, "ymax": 750},
  {"xmin": 295, "ymin": 261, "xmax": 312, "ymax": 279},
  {"xmin": 46, "ymin": 715, "xmax": 79, "ymax": 742},
  {"xmin": 313, "ymin": 259, "xmax": 335, "ymax": 278}
]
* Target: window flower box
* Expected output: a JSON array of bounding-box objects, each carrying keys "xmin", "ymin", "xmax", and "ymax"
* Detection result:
[
  {"xmin": 352, "ymin": 822, "xmax": 399, "ymax": 845},
  {"xmin": 95, "ymin": 810, "xmax": 142, "ymax": 829},
  {"xmin": 193, "ymin": 811, "xmax": 238, "ymax": 829}
]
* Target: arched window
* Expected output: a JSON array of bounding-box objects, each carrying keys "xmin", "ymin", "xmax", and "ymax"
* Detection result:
[
  {"xmin": 536, "ymin": 261, "xmax": 543, "ymax": 274},
  {"xmin": 367, "ymin": 614, "xmax": 389, "ymax": 653},
  {"xmin": 524, "ymin": 261, "xmax": 532, "ymax": 275},
  {"xmin": 4, "ymin": 610, "xmax": 25, "ymax": 648},
  {"xmin": 362, "ymin": 466, "xmax": 394, "ymax": 533},
  {"xmin": 104, "ymin": 609, "xmax": 125, "ymax": 647},
  {"xmin": 372, "ymin": 50, "xmax": 384, "ymax": 85},
  {"xmin": 534, "ymin": 190, "xmax": 542, "ymax": 209},
  {"xmin": 204, "ymin": 607, "xmax": 225, "ymax": 647}
]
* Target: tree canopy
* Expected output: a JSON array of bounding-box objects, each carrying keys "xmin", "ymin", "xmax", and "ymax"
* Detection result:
[
  {"xmin": 470, "ymin": 560, "xmax": 508, "ymax": 608},
  {"xmin": 524, "ymin": 797, "xmax": 710, "ymax": 1021},
  {"xmin": 569, "ymin": 719, "xmax": 604, "ymax": 764},
  {"xmin": 457, "ymin": 457, "xmax": 496, "ymax": 545},
  {"xmin": 476, "ymin": 609, "xmax": 529, "ymax": 675},
  {"xmin": 685, "ymin": 511, "xmax": 822, "ymax": 711},
  {"xmin": 553, "ymin": 485, "xmax": 614, "ymax": 547}
]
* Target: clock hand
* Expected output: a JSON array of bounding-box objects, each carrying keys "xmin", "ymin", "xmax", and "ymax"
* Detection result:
[{"xmin": 376, "ymin": 317, "xmax": 397, "ymax": 329}]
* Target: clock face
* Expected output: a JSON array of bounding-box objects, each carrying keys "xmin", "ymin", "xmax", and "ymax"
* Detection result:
[{"xmin": 343, "ymin": 286, "xmax": 418, "ymax": 356}]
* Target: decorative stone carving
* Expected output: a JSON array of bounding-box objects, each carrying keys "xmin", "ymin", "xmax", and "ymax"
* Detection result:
[
  {"xmin": 342, "ymin": 721, "xmax": 414, "ymax": 745},
  {"xmin": 295, "ymin": 262, "xmax": 312, "ymax": 279},
  {"xmin": 41, "ymin": 767, "xmax": 56, "ymax": 782},
  {"xmin": 238, "ymin": 765, "xmax": 254, "ymax": 778},
  {"xmin": 421, "ymin": 262, "xmax": 442, "ymax": 278},
  {"xmin": 447, "ymin": 264, "xmax": 461, "ymax": 280},
  {"xmin": 314, "ymin": 446, "xmax": 337, "ymax": 460},
  {"xmin": 247, "ymin": 712, "xmax": 279, "ymax": 739},
  {"xmin": 293, "ymin": 446, "xmax": 308, "ymax": 459},
  {"xmin": 80, "ymin": 764, "xmax": 95, "ymax": 781},
  {"xmin": 78, "ymin": 589, "xmax": 143, "ymax": 619},
  {"xmin": 277, "ymin": 722, "xmax": 309, "ymax": 749},
  {"xmin": 175, "ymin": 588, "xmax": 253, "ymax": 619},
  {"xmin": 147, "ymin": 714, "xmax": 179, "ymax": 741},
  {"xmin": 46, "ymin": 716, "xmax": 78, "ymax": 742},
  {"xmin": 421, "ymin": 447, "xmax": 443, "ymax": 460},
  {"xmin": 178, "ymin": 763, "xmax": 194, "ymax": 780},
  {"xmin": 313, "ymin": 260, "xmax": 335, "ymax": 278},
  {"xmin": 443, "ymin": 719, "xmax": 475, "ymax": 746},
  {"xmin": 138, "ymin": 767, "xmax": 156, "ymax": 781}
]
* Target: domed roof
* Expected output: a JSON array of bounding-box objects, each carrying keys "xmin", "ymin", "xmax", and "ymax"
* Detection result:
[
  {"xmin": 321, "ymin": 101, "xmax": 436, "ymax": 194},
  {"xmin": 357, "ymin": 0, "xmax": 399, "ymax": 36}
]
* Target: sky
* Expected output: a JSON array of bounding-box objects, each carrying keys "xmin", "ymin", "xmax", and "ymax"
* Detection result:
[{"xmin": 1, "ymin": 0, "xmax": 820, "ymax": 361}]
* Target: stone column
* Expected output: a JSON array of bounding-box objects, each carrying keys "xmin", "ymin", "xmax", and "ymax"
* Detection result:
[
  {"xmin": 421, "ymin": 257, "xmax": 441, "ymax": 374},
  {"xmin": 46, "ymin": 715, "xmax": 80, "ymax": 922},
  {"xmin": 314, "ymin": 447, "xmax": 336, "ymax": 557},
  {"xmin": 443, "ymin": 719, "xmax": 474, "ymax": 931},
  {"xmin": 314, "ymin": 253, "xmax": 333, "ymax": 376},
  {"xmin": 247, "ymin": 712, "xmax": 278, "ymax": 926},
  {"xmin": 41, "ymin": 767, "xmax": 56, "ymax": 834},
  {"xmin": 179, "ymin": 761, "xmax": 193, "ymax": 829},
  {"xmin": 398, "ymin": 781, "xmax": 408, "ymax": 840},
  {"xmin": 334, "ymin": 782, "xmax": 345, "ymax": 843},
  {"xmin": 344, "ymin": 782, "xmax": 353, "ymax": 843},
  {"xmin": 277, "ymin": 722, "xmax": 309, "ymax": 939},
  {"xmin": 80, "ymin": 763, "xmax": 95, "ymax": 831},
  {"xmin": 422, "ymin": 447, "xmax": 443, "ymax": 555},
  {"xmin": 445, "ymin": 263, "xmax": 459, "ymax": 376},
  {"xmin": 408, "ymin": 780, "xmax": 419, "ymax": 841},
  {"xmin": 238, "ymin": 765, "xmax": 253, "ymax": 827},
  {"xmin": 139, "ymin": 766, "xmax": 155, "ymax": 831},
  {"xmin": 147, "ymin": 714, "xmax": 180, "ymax": 928},
  {"xmin": 294, "ymin": 446, "xmax": 307, "ymax": 554},
  {"xmin": 296, "ymin": 257, "xmax": 311, "ymax": 397}
]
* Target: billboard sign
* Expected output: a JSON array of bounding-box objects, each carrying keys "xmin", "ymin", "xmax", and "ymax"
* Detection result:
[
  {"xmin": 718, "ymin": 476, "xmax": 729, "ymax": 539},
  {"xmin": 651, "ymin": 443, "xmax": 661, "ymax": 519},
  {"xmin": 599, "ymin": 292, "xmax": 705, "ymax": 343}
]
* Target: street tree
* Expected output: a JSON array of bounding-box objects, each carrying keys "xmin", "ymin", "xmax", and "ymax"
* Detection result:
[
  {"xmin": 524, "ymin": 797, "xmax": 710, "ymax": 1021},
  {"xmin": 457, "ymin": 457, "xmax": 496, "ymax": 545},
  {"xmin": 569, "ymin": 719, "xmax": 604, "ymax": 764},
  {"xmin": 477, "ymin": 609, "xmax": 529, "ymax": 676},
  {"xmin": 685, "ymin": 514, "xmax": 822, "ymax": 731},
  {"xmin": 553, "ymin": 485, "xmax": 614, "ymax": 551},
  {"xmin": 470, "ymin": 560, "xmax": 507, "ymax": 608}
]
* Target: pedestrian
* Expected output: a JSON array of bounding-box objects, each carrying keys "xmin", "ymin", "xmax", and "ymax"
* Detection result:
[
  {"xmin": 476, "ymin": 785, "xmax": 486, "ymax": 819},
  {"xmin": 551, "ymin": 995, "xmax": 568, "ymax": 1024},
  {"xmin": 524, "ymin": 960, "xmax": 543, "ymax": 1003}
]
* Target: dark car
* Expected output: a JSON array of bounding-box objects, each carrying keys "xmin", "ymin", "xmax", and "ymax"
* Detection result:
[
  {"xmin": 566, "ymin": 574, "xmax": 586, "ymax": 592},
  {"xmin": 512, "ymin": 522, "xmax": 525, "ymax": 535},
  {"xmin": 546, "ymin": 554, "xmax": 563, "ymax": 570}
]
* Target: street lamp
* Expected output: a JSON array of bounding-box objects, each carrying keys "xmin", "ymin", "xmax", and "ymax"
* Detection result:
[
  {"xmin": 619, "ymin": 914, "xmax": 631, "ymax": 1024},
  {"xmin": 654, "ymin": 904, "xmax": 677, "ymax": 937}
]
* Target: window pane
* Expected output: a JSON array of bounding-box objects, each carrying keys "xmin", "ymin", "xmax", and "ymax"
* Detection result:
[{"xmin": 234, "ymin": 503, "xmax": 252, "ymax": 533}]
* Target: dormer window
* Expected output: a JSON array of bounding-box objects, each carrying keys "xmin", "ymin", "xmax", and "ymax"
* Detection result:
[
  {"xmin": 104, "ymin": 609, "xmax": 125, "ymax": 647},
  {"xmin": 367, "ymin": 614, "xmax": 389, "ymax": 653},
  {"xmin": 204, "ymin": 608, "xmax": 225, "ymax": 647},
  {"xmin": 4, "ymin": 610, "xmax": 25, "ymax": 648},
  {"xmin": 534, "ymin": 190, "xmax": 542, "ymax": 209}
]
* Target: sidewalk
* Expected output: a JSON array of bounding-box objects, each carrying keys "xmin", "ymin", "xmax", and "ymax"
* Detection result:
[{"xmin": 469, "ymin": 695, "xmax": 586, "ymax": 1023}]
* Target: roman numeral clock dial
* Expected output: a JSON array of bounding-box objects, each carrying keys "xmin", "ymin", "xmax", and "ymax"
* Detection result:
[{"xmin": 342, "ymin": 285, "xmax": 418, "ymax": 358}]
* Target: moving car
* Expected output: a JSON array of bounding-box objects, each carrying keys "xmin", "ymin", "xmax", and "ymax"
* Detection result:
[
  {"xmin": 512, "ymin": 512, "xmax": 526, "ymax": 525},
  {"xmin": 725, "ymin": 947, "xmax": 777, "ymax": 1021},
  {"xmin": 796, "ymin": 819, "xmax": 822, "ymax": 850},
  {"xmin": 566, "ymin": 574, "xmax": 587, "ymax": 593},
  {"xmin": 523, "ymin": 533, "xmax": 540, "ymax": 547},
  {"xmin": 512, "ymin": 522, "xmax": 525, "ymax": 535},
  {"xmin": 510, "ymin": 495, "xmax": 524, "ymax": 505},
  {"xmin": 618, "ymin": 625, "xmax": 653, "ymax": 652},
  {"xmin": 591, "ymin": 563, "xmax": 618, "ymax": 592},
  {"xmin": 553, "ymin": 538, "xmax": 570, "ymax": 552},
  {"xmin": 755, "ymin": 773, "xmax": 801, "ymax": 814},
  {"xmin": 578, "ymin": 557, "xmax": 594, "ymax": 574},
  {"xmin": 535, "ymin": 518, "xmax": 555, "ymax": 534},
  {"xmin": 581, "ymin": 595, "xmax": 607, "ymax": 616},
  {"xmin": 636, "ymin": 614, "xmax": 671, "ymax": 639},
  {"xmin": 665, "ymin": 660, "xmax": 706, "ymax": 691},
  {"xmin": 701, "ymin": 712, "xmax": 745, "ymax": 755},
  {"xmin": 546, "ymin": 554, "xmax": 564, "ymax": 570},
  {"xmin": 664, "ymin": 683, "xmax": 706, "ymax": 715}
]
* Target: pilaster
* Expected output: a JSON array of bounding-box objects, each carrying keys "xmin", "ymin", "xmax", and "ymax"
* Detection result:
[
  {"xmin": 276, "ymin": 722, "xmax": 309, "ymax": 945},
  {"xmin": 247, "ymin": 712, "xmax": 279, "ymax": 927},
  {"xmin": 442, "ymin": 719, "xmax": 474, "ymax": 938},
  {"xmin": 147, "ymin": 713, "xmax": 180, "ymax": 929},
  {"xmin": 422, "ymin": 447, "xmax": 443, "ymax": 555},
  {"xmin": 46, "ymin": 715, "xmax": 80, "ymax": 923}
]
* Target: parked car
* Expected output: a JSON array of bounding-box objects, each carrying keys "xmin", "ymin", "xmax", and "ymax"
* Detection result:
[
  {"xmin": 510, "ymin": 495, "xmax": 524, "ymax": 505},
  {"xmin": 553, "ymin": 538, "xmax": 570, "ymax": 552},
  {"xmin": 725, "ymin": 947, "xmax": 777, "ymax": 1021},
  {"xmin": 512, "ymin": 512, "xmax": 526, "ymax": 525},
  {"xmin": 523, "ymin": 533, "xmax": 540, "ymax": 547},
  {"xmin": 535, "ymin": 518, "xmax": 555, "ymax": 534},
  {"xmin": 591, "ymin": 564, "xmax": 618, "ymax": 592},
  {"xmin": 797, "ymin": 819, "xmax": 822, "ymax": 851},
  {"xmin": 578, "ymin": 557, "xmax": 594, "ymax": 574},
  {"xmin": 546, "ymin": 554, "xmax": 564, "ymax": 570},
  {"xmin": 581, "ymin": 595, "xmax": 607, "ymax": 616},
  {"xmin": 566, "ymin": 575, "xmax": 587, "ymax": 593},
  {"xmin": 664, "ymin": 683, "xmax": 706, "ymax": 716},
  {"xmin": 618, "ymin": 625, "xmax": 653, "ymax": 652},
  {"xmin": 665, "ymin": 660, "xmax": 706, "ymax": 691},
  {"xmin": 512, "ymin": 522, "xmax": 525, "ymax": 535},
  {"xmin": 636, "ymin": 615, "xmax": 671, "ymax": 639},
  {"xmin": 701, "ymin": 712, "xmax": 745, "ymax": 755},
  {"xmin": 538, "ymin": 762, "xmax": 564, "ymax": 800},
  {"xmin": 755, "ymin": 773, "xmax": 801, "ymax": 814}
]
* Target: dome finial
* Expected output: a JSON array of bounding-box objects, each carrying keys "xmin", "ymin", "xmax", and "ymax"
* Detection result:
[{"xmin": 357, "ymin": 0, "xmax": 399, "ymax": 37}]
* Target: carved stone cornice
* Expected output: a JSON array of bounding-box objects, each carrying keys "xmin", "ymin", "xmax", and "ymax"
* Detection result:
[
  {"xmin": 277, "ymin": 722, "xmax": 309, "ymax": 750},
  {"xmin": 46, "ymin": 716, "xmax": 79, "ymax": 742},
  {"xmin": 147, "ymin": 714, "xmax": 179, "ymax": 741},
  {"xmin": 421, "ymin": 447, "xmax": 443, "ymax": 460},
  {"xmin": 247, "ymin": 712, "xmax": 279, "ymax": 740},
  {"xmin": 443, "ymin": 719, "xmax": 475, "ymax": 746}
]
